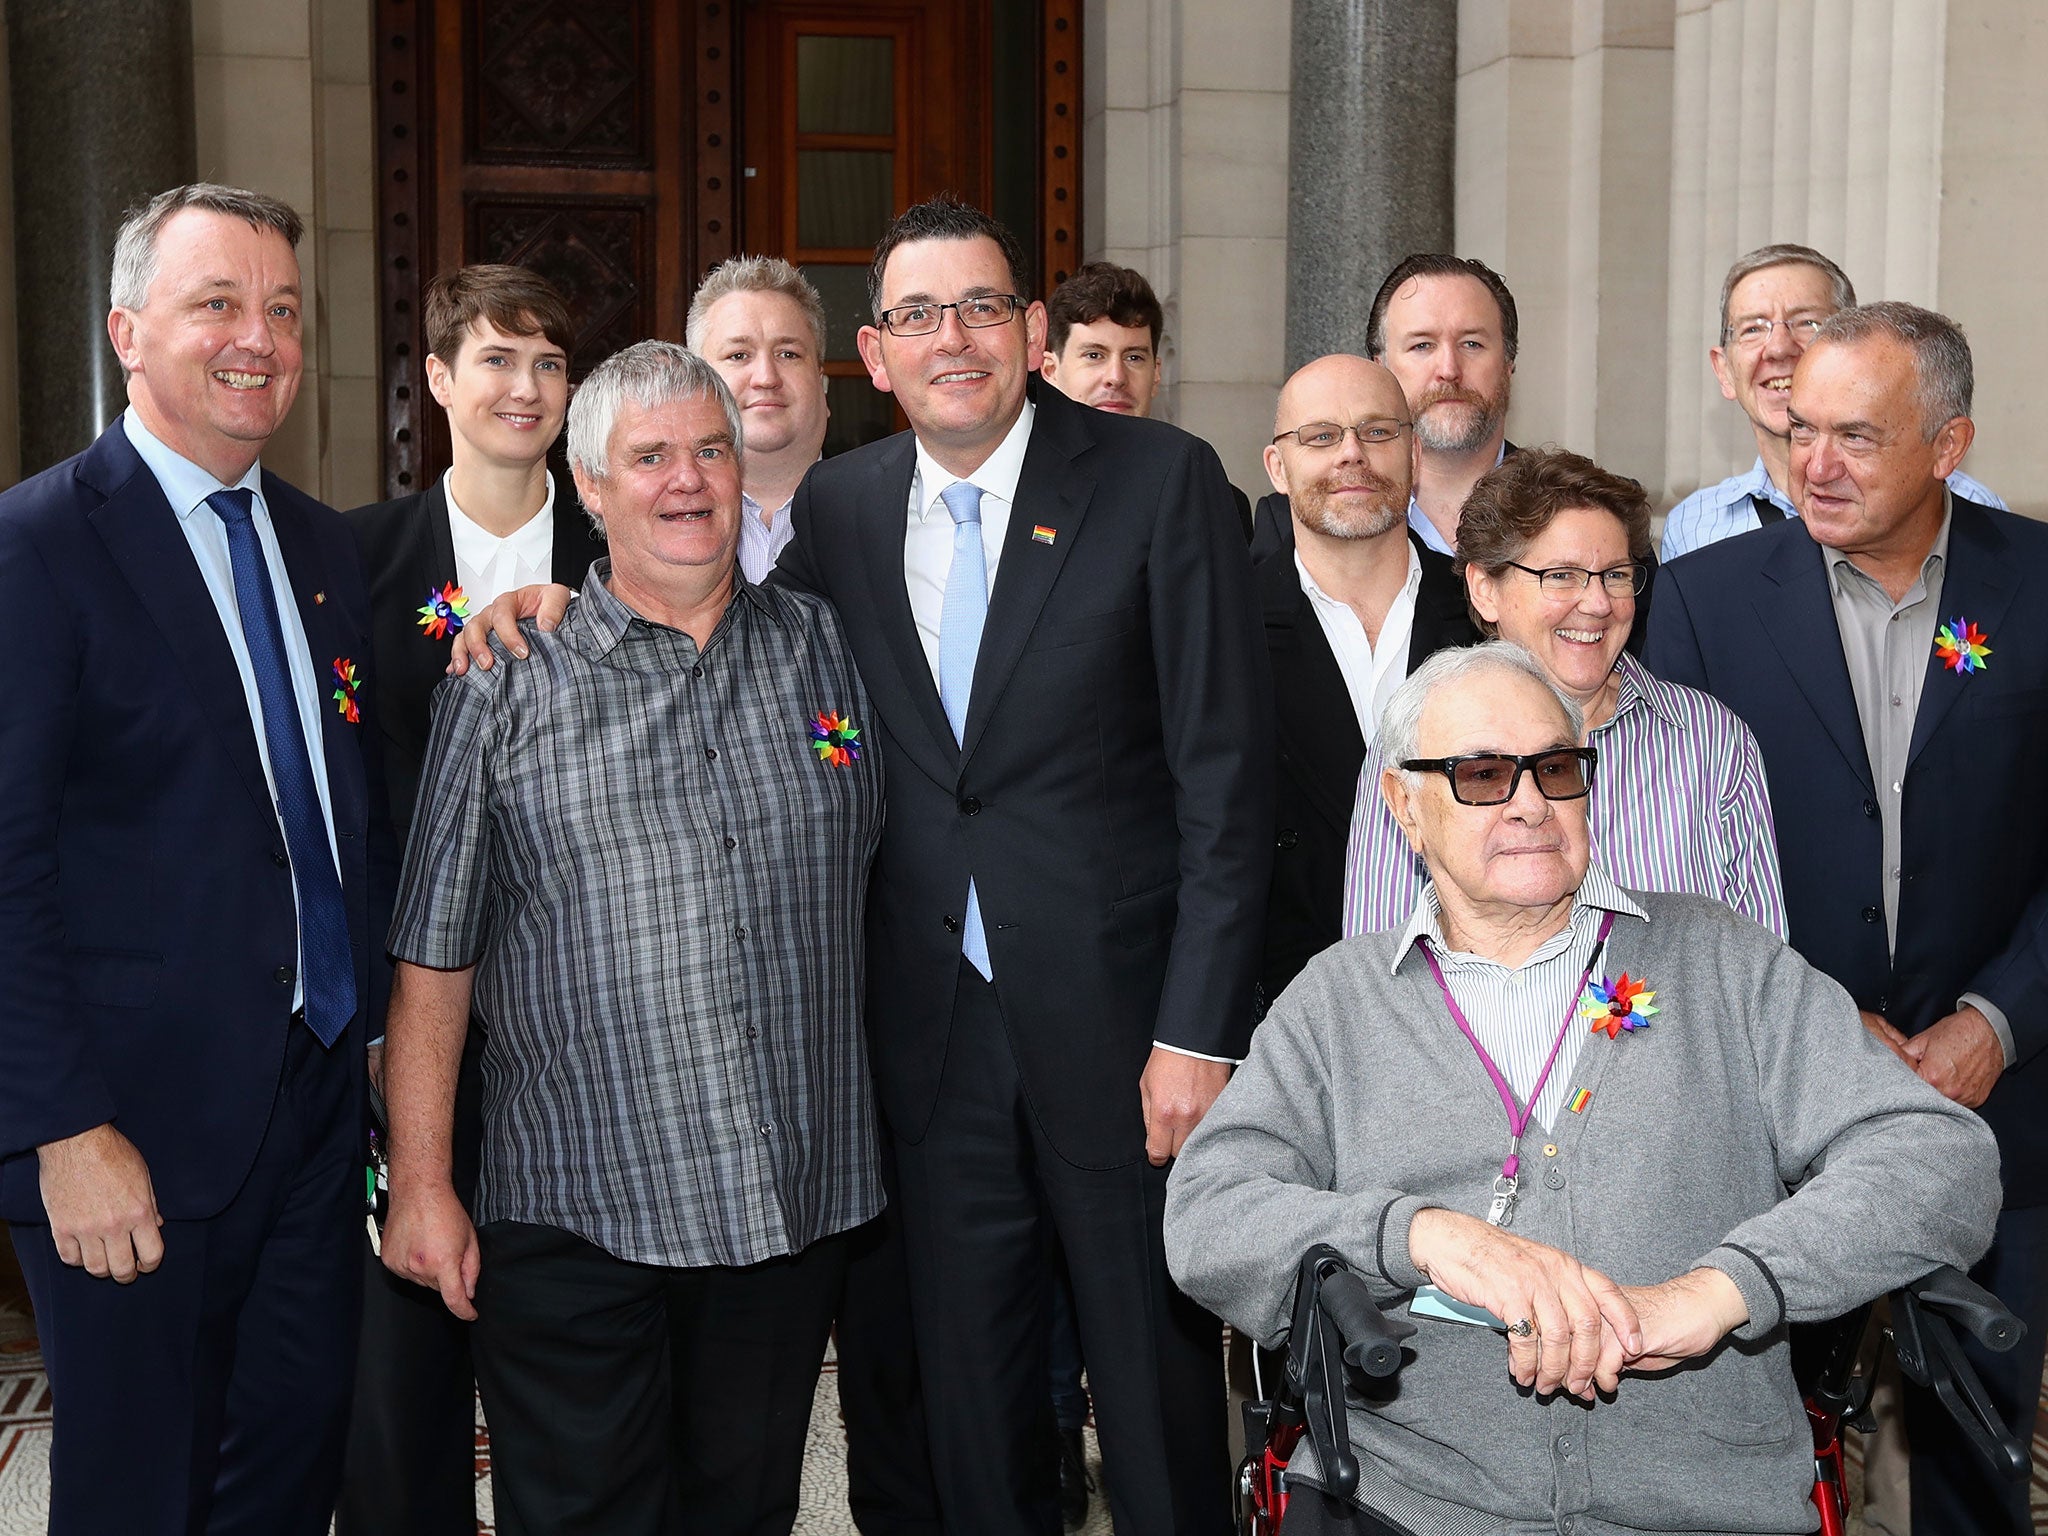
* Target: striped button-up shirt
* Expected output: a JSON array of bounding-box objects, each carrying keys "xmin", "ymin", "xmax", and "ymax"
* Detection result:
[
  {"xmin": 1393, "ymin": 866, "xmax": 1646, "ymax": 1134},
  {"xmin": 1660, "ymin": 455, "xmax": 2005, "ymax": 562},
  {"xmin": 390, "ymin": 560, "xmax": 885, "ymax": 1268},
  {"xmin": 1344, "ymin": 653, "xmax": 1787, "ymax": 941}
]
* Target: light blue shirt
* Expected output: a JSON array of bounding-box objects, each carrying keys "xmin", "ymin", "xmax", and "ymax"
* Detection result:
[
  {"xmin": 1406, "ymin": 439, "xmax": 1509, "ymax": 556},
  {"xmin": 124, "ymin": 408, "xmax": 341, "ymax": 1010},
  {"xmin": 1661, "ymin": 454, "xmax": 2006, "ymax": 562}
]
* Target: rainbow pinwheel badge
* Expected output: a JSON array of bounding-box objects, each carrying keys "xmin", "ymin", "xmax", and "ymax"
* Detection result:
[
  {"xmin": 331, "ymin": 657, "xmax": 362, "ymax": 724},
  {"xmin": 416, "ymin": 581, "xmax": 471, "ymax": 640},
  {"xmin": 1934, "ymin": 616, "xmax": 1991, "ymax": 676},
  {"xmin": 1583, "ymin": 972, "xmax": 1658, "ymax": 1040},
  {"xmin": 810, "ymin": 710, "xmax": 862, "ymax": 767}
]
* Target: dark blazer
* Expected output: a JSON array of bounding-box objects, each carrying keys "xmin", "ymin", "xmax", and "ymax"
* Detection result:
[
  {"xmin": 347, "ymin": 472, "xmax": 603, "ymax": 838},
  {"xmin": 1645, "ymin": 500, "xmax": 2048, "ymax": 1200},
  {"xmin": 0, "ymin": 423, "xmax": 393, "ymax": 1221},
  {"xmin": 777, "ymin": 380, "xmax": 1272, "ymax": 1167},
  {"xmin": 1256, "ymin": 533, "xmax": 1476, "ymax": 1011}
]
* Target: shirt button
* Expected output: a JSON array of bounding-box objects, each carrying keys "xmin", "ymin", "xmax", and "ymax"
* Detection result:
[
  {"xmin": 745, "ymin": 1025, "xmax": 759, "ymax": 1040},
  {"xmin": 723, "ymin": 836, "xmax": 737, "ymax": 850},
  {"xmin": 1891, "ymin": 694, "xmax": 1903, "ymax": 707},
  {"xmin": 705, "ymin": 746, "xmax": 719, "ymax": 761},
  {"xmin": 1862, "ymin": 906, "xmax": 1880, "ymax": 923},
  {"xmin": 691, "ymin": 665, "xmax": 703, "ymax": 679},
  {"xmin": 758, "ymin": 1123, "xmax": 773, "ymax": 1136},
  {"xmin": 735, "ymin": 925, "xmax": 749, "ymax": 940},
  {"xmin": 273, "ymin": 966, "xmax": 294, "ymax": 984}
]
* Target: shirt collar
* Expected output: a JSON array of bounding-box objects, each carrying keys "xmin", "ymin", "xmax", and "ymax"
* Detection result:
[
  {"xmin": 912, "ymin": 399, "xmax": 1036, "ymax": 521},
  {"xmin": 1826, "ymin": 490, "xmax": 1953, "ymax": 601},
  {"xmin": 1603, "ymin": 652, "xmax": 1682, "ymax": 732},
  {"xmin": 1738, "ymin": 456, "xmax": 1791, "ymax": 509},
  {"xmin": 1293, "ymin": 539, "xmax": 1421, "ymax": 612},
  {"xmin": 1390, "ymin": 863, "xmax": 1646, "ymax": 976},
  {"xmin": 741, "ymin": 488, "xmax": 796, "ymax": 524},
  {"xmin": 571, "ymin": 556, "xmax": 778, "ymax": 658},
  {"xmin": 444, "ymin": 469, "xmax": 556, "ymax": 563},
  {"xmin": 123, "ymin": 406, "xmax": 264, "ymax": 519}
]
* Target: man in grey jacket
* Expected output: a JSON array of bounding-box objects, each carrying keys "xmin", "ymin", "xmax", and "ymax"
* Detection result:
[{"xmin": 1165, "ymin": 642, "xmax": 1999, "ymax": 1536}]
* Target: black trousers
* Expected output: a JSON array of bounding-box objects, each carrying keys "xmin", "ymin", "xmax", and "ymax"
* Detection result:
[
  {"xmin": 1274, "ymin": 1483, "xmax": 1418, "ymax": 1536},
  {"xmin": 834, "ymin": 1142, "xmax": 943, "ymax": 1536},
  {"xmin": 13, "ymin": 1021, "xmax": 362, "ymax": 1536},
  {"xmin": 892, "ymin": 962, "xmax": 1231, "ymax": 1536},
  {"xmin": 335, "ymin": 1026, "xmax": 487, "ymax": 1536},
  {"xmin": 471, "ymin": 1219, "xmax": 848, "ymax": 1536}
]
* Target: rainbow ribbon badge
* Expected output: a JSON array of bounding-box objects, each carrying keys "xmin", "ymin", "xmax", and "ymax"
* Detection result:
[
  {"xmin": 1568, "ymin": 1087, "xmax": 1592, "ymax": 1114},
  {"xmin": 417, "ymin": 581, "xmax": 471, "ymax": 640},
  {"xmin": 1934, "ymin": 616, "xmax": 1990, "ymax": 676},
  {"xmin": 1031, "ymin": 524, "xmax": 1057, "ymax": 545},
  {"xmin": 1583, "ymin": 972, "xmax": 1658, "ymax": 1040},
  {"xmin": 331, "ymin": 657, "xmax": 362, "ymax": 724},
  {"xmin": 809, "ymin": 710, "xmax": 862, "ymax": 767}
]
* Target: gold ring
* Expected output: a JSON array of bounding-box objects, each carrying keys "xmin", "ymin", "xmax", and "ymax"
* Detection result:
[{"xmin": 1508, "ymin": 1318, "xmax": 1535, "ymax": 1338}]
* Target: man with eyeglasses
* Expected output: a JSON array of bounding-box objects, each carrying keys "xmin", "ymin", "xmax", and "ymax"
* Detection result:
[
  {"xmin": 1648, "ymin": 301, "xmax": 2048, "ymax": 1535},
  {"xmin": 1661, "ymin": 244, "xmax": 2004, "ymax": 561},
  {"xmin": 1255, "ymin": 355, "xmax": 1475, "ymax": 1012}
]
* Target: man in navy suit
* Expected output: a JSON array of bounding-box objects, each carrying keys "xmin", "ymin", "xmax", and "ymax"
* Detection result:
[
  {"xmin": 1646, "ymin": 301, "xmax": 2048, "ymax": 1534},
  {"xmin": 0, "ymin": 183, "xmax": 390, "ymax": 1535}
]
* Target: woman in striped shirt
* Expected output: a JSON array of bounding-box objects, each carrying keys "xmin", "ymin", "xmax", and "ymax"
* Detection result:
[{"xmin": 1342, "ymin": 447, "xmax": 1788, "ymax": 940}]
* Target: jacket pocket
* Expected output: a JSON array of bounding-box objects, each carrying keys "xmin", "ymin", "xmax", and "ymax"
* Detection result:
[
  {"xmin": 69, "ymin": 948, "xmax": 164, "ymax": 1009},
  {"xmin": 1028, "ymin": 605, "xmax": 1141, "ymax": 652},
  {"xmin": 1110, "ymin": 879, "xmax": 1180, "ymax": 949}
]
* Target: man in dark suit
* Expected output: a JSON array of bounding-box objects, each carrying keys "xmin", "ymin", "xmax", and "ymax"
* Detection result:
[
  {"xmin": 1646, "ymin": 301, "xmax": 2048, "ymax": 1535},
  {"xmin": 1255, "ymin": 355, "xmax": 1477, "ymax": 1010},
  {"xmin": 776, "ymin": 197, "xmax": 1270, "ymax": 1536},
  {"xmin": 0, "ymin": 182, "xmax": 391, "ymax": 1534},
  {"xmin": 337, "ymin": 264, "xmax": 596, "ymax": 1536}
]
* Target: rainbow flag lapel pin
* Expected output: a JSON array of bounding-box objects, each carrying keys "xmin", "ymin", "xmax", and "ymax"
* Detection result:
[{"xmin": 1031, "ymin": 524, "xmax": 1057, "ymax": 546}]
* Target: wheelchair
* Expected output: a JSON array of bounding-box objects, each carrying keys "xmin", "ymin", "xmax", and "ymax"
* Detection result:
[{"xmin": 1235, "ymin": 1245, "xmax": 2030, "ymax": 1536}]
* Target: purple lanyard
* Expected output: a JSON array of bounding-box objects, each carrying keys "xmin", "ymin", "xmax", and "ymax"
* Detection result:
[{"xmin": 1418, "ymin": 911, "xmax": 1614, "ymax": 1226}]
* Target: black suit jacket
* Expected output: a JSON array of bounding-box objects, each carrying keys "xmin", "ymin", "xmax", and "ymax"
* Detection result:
[
  {"xmin": 1256, "ymin": 534, "xmax": 1475, "ymax": 1010},
  {"xmin": 346, "ymin": 472, "xmax": 603, "ymax": 838},
  {"xmin": 0, "ymin": 423, "xmax": 393, "ymax": 1221},
  {"xmin": 1646, "ymin": 501, "xmax": 2048, "ymax": 1201},
  {"xmin": 776, "ymin": 381, "xmax": 1272, "ymax": 1167}
]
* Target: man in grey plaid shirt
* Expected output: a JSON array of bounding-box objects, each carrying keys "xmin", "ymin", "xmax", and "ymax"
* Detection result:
[{"xmin": 377, "ymin": 341, "xmax": 885, "ymax": 1534}]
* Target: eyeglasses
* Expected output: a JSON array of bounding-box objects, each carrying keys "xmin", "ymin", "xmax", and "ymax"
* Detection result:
[
  {"xmin": 1725, "ymin": 316, "xmax": 1826, "ymax": 350},
  {"xmin": 1270, "ymin": 419, "xmax": 1412, "ymax": 450},
  {"xmin": 1400, "ymin": 747, "xmax": 1598, "ymax": 806},
  {"xmin": 1503, "ymin": 561, "xmax": 1648, "ymax": 598},
  {"xmin": 877, "ymin": 295, "xmax": 1027, "ymax": 338}
]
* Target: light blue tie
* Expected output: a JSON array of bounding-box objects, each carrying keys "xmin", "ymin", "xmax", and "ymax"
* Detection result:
[{"xmin": 938, "ymin": 481, "xmax": 992, "ymax": 980}]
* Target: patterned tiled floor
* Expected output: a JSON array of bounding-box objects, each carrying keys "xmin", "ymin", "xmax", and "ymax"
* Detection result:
[{"xmin": 0, "ymin": 1236, "xmax": 2040, "ymax": 1535}]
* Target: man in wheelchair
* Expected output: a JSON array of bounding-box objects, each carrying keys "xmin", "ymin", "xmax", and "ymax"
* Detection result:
[{"xmin": 1166, "ymin": 643, "xmax": 2002, "ymax": 1536}]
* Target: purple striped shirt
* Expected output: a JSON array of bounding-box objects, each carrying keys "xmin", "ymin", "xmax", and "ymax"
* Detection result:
[{"xmin": 1342, "ymin": 652, "xmax": 1788, "ymax": 939}]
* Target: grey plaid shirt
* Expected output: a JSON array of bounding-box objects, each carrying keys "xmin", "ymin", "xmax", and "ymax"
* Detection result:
[{"xmin": 390, "ymin": 560, "xmax": 885, "ymax": 1268}]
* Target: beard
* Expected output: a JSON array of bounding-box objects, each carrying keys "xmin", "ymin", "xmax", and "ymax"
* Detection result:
[
  {"xmin": 1413, "ymin": 383, "xmax": 1509, "ymax": 454},
  {"xmin": 1295, "ymin": 475, "xmax": 1406, "ymax": 540}
]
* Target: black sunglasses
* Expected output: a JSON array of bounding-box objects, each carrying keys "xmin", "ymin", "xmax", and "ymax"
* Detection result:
[{"xmin": 1399, "ymin": 747, "xmax": 1598, "ymax": 807}]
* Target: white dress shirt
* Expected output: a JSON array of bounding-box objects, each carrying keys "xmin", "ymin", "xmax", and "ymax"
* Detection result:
[
  {"xmin": 1294, "ymin": 542, "xmax": 1422, "ymax": 737},
  {"xmin": 904, "ymin": 401, "xmax": 1034, "ymax": 686},
  {"xmin": 446, "ymin": 469, "xmax": 556, "ymax": 609},
  {"xmin": 124, "ymin": 407, "xmax": 340, "ymax": 1011}
]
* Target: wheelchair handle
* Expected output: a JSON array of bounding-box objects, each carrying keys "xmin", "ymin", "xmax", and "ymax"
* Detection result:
[
  {"xmin": 1320, "ymin": 1267, "xmax": 1417, "ymax": 1379},
  {"xmin": 1903, "ymin": 1264, "xmax": 2025, "ymax": 1353}
]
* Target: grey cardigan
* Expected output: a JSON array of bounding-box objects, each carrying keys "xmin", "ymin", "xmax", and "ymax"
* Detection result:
[{"xmin": 1165, "ymin": 890, "xmax": 1999, "ymax": 1536}]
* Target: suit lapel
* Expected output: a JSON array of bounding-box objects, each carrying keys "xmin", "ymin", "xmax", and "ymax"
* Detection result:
[
  {"xmin": 1909, "ymin": 500, "xmax": 2016, "ymax": 768},
  {"xmin": 854, "ymin": 437, "xmax": 960, "ymax": 770},
  {"xmin": 82, "ymin": 432, "xmax": 275, "ymax": 822},
  {"xmin": 1261, "ymin": 554, "xmax": 1364, "ymax": 831},
  {"xmin": 962, "ymin": 396, "xmax": 1095, "ymax": 760},
  {"xmin": 1753, "ymin": 528, "xmax": 1874, "ymax": 790}
]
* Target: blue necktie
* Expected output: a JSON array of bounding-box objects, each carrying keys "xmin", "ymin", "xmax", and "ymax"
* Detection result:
[
  {"xmin": 207, "ymin": 489, "xmax": 357, "ymax": 1046},
  {"xmin": 937, "ymin": 482, "xmax": 992, "ymax": 980}
]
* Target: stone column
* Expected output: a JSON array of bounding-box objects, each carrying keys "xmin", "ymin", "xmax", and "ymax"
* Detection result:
[
  {"xmin": 7, "ymin": 0, "xmax": 194, "ymax": 475},
  {"xmin": 1283, "ymin": 0, "xmax": 1455, "ymax": 372}
]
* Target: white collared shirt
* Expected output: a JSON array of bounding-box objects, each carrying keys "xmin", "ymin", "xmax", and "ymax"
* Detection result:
[
  {"xmin": 904, "ymin": 401, "xmax": 1035, "ymax": 687},
  {"xmin": 123, "ymin": 407, "xmax": 340, "ymax": 1012},
  {"xmin": 446, "ymin": 469, "xmax": 556, "ymax": 610},
  {"xmin": 1294, "ymin": 542, "xmax": 1422, "ymax": 736}
]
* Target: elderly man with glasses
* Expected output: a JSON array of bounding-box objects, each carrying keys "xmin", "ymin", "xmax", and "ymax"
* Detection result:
[{"xmin": 1165, "ymin": 640, "xmax": 1998, "ymax": 1536}]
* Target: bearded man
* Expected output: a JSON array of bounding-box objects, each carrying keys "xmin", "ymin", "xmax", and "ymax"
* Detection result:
[{"xmin": 1254, "ymin": 354, "xmax": 1477, "ymax": 1012}]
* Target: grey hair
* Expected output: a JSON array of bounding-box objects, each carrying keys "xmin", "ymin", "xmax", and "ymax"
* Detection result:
[
  {"xmin": 685, "ymin": 255, "xmax": 830, "ymax": 359},
  {"xmin": 1375, "ymin": 641, "xmax": 1586, "ymax": 779},
  {"xmin": 566, "ymin": 340, "xmax": 745, "ymax": 485},
  {"xmin": 1716, "ymin": 243, "xmax": 1855, "ymax": 342},
  {"xmin": 1814, "ymin": 301, "xmax": 1975, "ymax": 440},
  {"xmin": 110, "ymin": 183, "xmax": 305, "ymax": 311}
]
